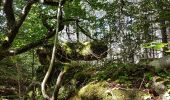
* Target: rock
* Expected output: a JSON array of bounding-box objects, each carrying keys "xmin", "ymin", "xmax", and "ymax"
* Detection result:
[
  {"xmin": 148, "ymin": 56, "xmax": 170, "ymax": 72},
  {"xmin": 71, "ymin": 81, "xmax": 151, "ymax": 100}
]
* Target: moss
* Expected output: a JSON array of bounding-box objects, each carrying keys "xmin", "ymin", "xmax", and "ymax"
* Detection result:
[
  {"xmin": 70, "ymin": 95, "xmax": 81, "ymax": 100},
  {"xmin": 62, "ymin": 42, "xmax": 73, "ymax": 54},
  {"xmin": 80, "ymin": 42, "xmax": 91, "ymax": 55},
  {"xmin": 109, "ymin": 89, "xmax": 151, "ymax": 100},
  {"xmin": 37, "ymin": 41, "xmax": 108, "ymax": 64},
  {"xmin": 74, "ymin": 81, "xmax": 151, "ymax": 100},
  {"xmin": 78, "ymin": 82, "xmax": 108, "ymax": 100},
  {"xmin": 62, "ymin": 41, "xmax": 107, "ymax": 57}
]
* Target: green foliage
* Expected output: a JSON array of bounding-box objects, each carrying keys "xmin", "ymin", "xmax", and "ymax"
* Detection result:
[
  {"xmin": 145, "ymin": 72, "xmax": 153, "ymax": 81},
  {"xmin": 165, "ymin": 50, "xmax": 170, "ymax": 52},
  {"xmin": 64, "ymin": 0, "xmax": 86, "ymax": 19},
  {"xmin": 13, "ymin": 4, "xmax": 46, "ymax": 48},
  {"xmin": 142, "ymin": 42, "xmax": 168, "ymax": 50},
  {"xmin": 0, "ymin": 58, "xmax": 18, "ymax": 79},
  {"xmin": 0, "ymin": 34, "xmax": 7, "ymax": 42},
  {"xmin": 63, "ymin": 62, "xmax": 92, "ymax": 85},
  {"xmin": 2, "ymin": 0, "xmax": 170, "ymax": 99},
  {"xmin": 96, "ymin": 63, "xmax": 137, "ymax": 81},
  {"xmin": 0, "ymin": 51, "xmax": 38, "ymax": 81},
  {"xmin": 96, "ymin": 63, "xmax": 117, "ymax": 80}
]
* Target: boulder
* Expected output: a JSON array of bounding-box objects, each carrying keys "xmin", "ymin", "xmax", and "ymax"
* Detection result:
[
  {"xmin": 149, "ymin": 56, "xmax": 170, "ymax": 72},
  {"xmin": 71, "ymin": 81, "xmax": 151, "ymax": 100}
]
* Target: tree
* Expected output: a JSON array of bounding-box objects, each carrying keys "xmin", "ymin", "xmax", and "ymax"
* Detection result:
[
  {"xmin": 1, "ymin": 0, "xmax": 109, "ymax": 99},
  {"xmin": 0, "ymin": 0, "xmax": 73, "ymax": 60},
  {"xmin": 1, "ymin": 0, "xmax": 170, "ymax": 99},
  {"xmin": 0, "ymin": 0, "xmax": 44, "ymax": 60}
]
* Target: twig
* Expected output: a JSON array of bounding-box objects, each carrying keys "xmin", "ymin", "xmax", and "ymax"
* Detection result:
[{"xmin": 139, "ymin": 74, "xmax": 145, "ymax": 89}]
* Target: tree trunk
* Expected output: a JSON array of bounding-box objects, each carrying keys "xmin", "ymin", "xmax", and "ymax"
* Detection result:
[{"xmin": 160, "ymin": 21, "xmax": 168, "ymax": 56}]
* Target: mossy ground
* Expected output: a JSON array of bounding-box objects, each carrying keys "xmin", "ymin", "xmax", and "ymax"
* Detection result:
[{"xmin": 1, "ymin": 59, "xmax": 170, "ymax": 100}]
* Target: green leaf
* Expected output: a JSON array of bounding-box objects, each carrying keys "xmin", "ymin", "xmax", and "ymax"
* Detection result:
[
  {"xmin": 165, "ymin": 50, "xmax": 170, "ymax": 52},
  {"xmin": 142, "ymin": 42, "xmax": 168, "ymax": 50},
  {"xmin": 153, "ymin": 43, "xmax": 167, "ymax": 50}
]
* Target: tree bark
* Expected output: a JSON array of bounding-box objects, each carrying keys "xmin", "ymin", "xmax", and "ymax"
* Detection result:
[
  {"xmin": 160, "ymin": 21, "xmax": 168, "ymax": 56},
  {"xmin": 3, "ymin": 0, "xmax": 15, "ymax": 29},
  {"xmin": 156, "ymin": 0, "xmax": 169, "ymax": 56}
]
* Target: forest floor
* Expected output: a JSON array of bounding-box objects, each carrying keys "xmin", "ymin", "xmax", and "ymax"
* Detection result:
[{"xmin": 0, "ymin": 62, "xmax": 170, "ymax": 100}]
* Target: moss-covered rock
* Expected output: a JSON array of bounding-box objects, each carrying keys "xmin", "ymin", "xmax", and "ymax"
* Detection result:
[
  {"xmin": 72, "ymin": 81, "xmax": 151, "ymax": 100},
  {"xmin": 148, "ymin": 56, "xmax": 170, "ymax": 73},
  {"xmin": 37, "ymin": 41, "xmax": 108, "ymax": 65}
]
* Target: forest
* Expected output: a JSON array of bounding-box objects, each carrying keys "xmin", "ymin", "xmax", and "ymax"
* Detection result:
[{"xmin": 0, "ymin": 0, "xmax": 170, "ymax": 100}]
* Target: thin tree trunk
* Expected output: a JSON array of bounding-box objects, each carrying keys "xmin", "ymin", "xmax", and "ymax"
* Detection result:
[
  {"xmin": 41, "ymin": 0, "xmax": 62, "ymax": 99},
  {"xmin": 160, "ymin": 21, "xmax": 168, "ymax": 56},
  {"xmin": 156, "ymin": 0, "xmax": 169, "ymax": 56}
]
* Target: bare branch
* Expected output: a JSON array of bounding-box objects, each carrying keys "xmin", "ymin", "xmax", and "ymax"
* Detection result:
[{"xmin": 77, "ymin": 24, "xmax": 96, "ymax": 40}]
